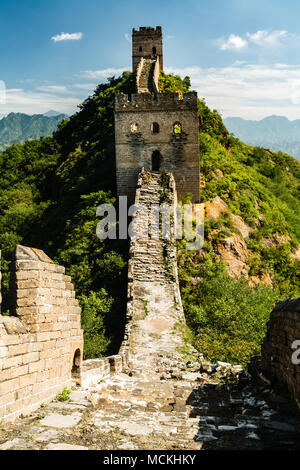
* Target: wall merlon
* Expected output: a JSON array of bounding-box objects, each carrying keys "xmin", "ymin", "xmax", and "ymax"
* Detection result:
[{"xmin": 115, "ymin": 92, "xmax": 198, "ymax": 112}]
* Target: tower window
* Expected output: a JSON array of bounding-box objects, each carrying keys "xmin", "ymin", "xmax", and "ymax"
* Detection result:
[
  {"xmin": 151, "ymin": 122, "xmax": 159, "ymax": 134},
  {"xmin": 152, "ymin": 46, "xmax": 157, "ymax": 55},
  {"xmin": 152, "ymin": 150, "xmax": 161, "ymax": 171},
  {"xmin": 139, "ymin": 46, "xmax": 143, "ymax": 52},
  {"xmin": 173, "ymin": 122, "xmax": 182, "ymax": 134},
  {"xmin": 131, "ymin": 122, "xmax": 139, "ymax": 133}
]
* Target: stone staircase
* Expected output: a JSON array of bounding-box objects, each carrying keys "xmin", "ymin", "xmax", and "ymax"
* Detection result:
[{"xmin": 137, "ymin": 58, "xmax": 156, "ymax": 93}]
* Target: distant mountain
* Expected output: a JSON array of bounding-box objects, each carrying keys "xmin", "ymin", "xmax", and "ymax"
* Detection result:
[
  {"xmin": 224, "ymin": 115, "xmax": 300, "ymax": 160},
  {"xmin": 0, "ymin": 112, "xmax": 67, "ymax": 152},
  {"xmin": 43, "ymin": 110, "xmax": 66, "ymax": 117}
]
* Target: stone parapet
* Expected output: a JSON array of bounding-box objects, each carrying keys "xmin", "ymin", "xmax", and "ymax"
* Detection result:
[{"xmin": 261, "ymin": 298, "xmax": 300, "ymax": 407}]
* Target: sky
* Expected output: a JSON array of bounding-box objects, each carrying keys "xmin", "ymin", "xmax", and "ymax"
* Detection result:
[{"xmin": 1, "ymin": 0, "xmax": 300, "ymax": 120}]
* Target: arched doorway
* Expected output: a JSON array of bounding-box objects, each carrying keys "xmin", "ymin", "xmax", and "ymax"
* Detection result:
[
  {"xmin": 152, "ymin": 150, "xmax": 161, "ymax": 171},
  {"xmin": 71, "ymin": 348, "xmax": 81, "ymax": 377}
]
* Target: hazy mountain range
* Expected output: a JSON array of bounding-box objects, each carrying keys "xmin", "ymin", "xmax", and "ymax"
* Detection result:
[
  {"xmin": 224, "ymin": 115, "xmax": 300, "ymax": 160},
  {"xmin": 0, "ymin": 111, "xmax": 67, "ymax": 152}
]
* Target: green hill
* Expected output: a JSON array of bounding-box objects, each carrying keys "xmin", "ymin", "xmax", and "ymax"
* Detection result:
[
  {"xmin": 0, "ymin": 71, "xmax": 298, "ymax": 364},
  {"xmin": 0, "ymin": 112, "xmax": 67, "ymax": 152}
]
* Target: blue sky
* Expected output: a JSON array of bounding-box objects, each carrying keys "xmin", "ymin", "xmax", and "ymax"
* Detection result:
[{"xmin": 1, "ymin": 0, "xmax": 300, "ymax": 119}]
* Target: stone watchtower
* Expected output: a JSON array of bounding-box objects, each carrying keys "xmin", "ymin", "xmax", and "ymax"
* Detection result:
[
  {"xmin": 115, "ymin": 26, "xmax": 200, "ymax": 203},
  {"xmin": 132, "ymin": 26, "xmax": 163, "ymax": 73}
]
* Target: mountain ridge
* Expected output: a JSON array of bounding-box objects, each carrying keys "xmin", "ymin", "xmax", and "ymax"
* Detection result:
[
  {"xmin": 224, "ymin": 115, "xmax": 300, "ymax": 160},
  {"xmin": 0, "ymin": 111, "xmax": 68, "ymax": 152}
]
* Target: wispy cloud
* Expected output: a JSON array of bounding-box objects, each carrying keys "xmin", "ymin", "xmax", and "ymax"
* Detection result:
[
  {"xmin": 124, "ymin": 33, "xmax": 130, "ymax": 43},
  {"xmin": 218, "ymin": 29, "xmax": 300, "ymax": 52},
  {"xmin": 1, "ymin": 88, "xmax": 81, "ymax": 115},
  {"xmin": 165, "ymin": 63, "xmax": 300, "ymax": 119},
  {"xmin": 219, "ymin": 34, "xmax": 247, "ymax": 51},
  {"xmin": 72, "ymin": 83, "xmax": 97, "ymax": 90},
  {"xmin": 79, "ymin": 67, "xmax": 130, "ymax": 79},
  {"xmin": 36, "ymin": 85, "xmax": 68, "ymax": 93},
  {"xmin": 51, "ymin": 32, "xmax": 83, "ymax": 42}
]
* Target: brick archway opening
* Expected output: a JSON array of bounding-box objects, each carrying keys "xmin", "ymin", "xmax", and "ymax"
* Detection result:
[
  {"xmin": 152, "ymin": 150, "xmax": 161, "ymax": 171},
  {"xmin": 71, "ymin": 348, "xmax": 81, "ymax": 378}
]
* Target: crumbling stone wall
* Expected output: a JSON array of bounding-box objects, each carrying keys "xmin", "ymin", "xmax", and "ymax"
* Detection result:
[
  {"xmin": 119, "ymin": 169, "xmax": 185, "ymax": 371},
  {"xmin": 261, "ymin": 298, "xmax": 300, "ymax": 407},
  {"xmin": 115, "ymin": 92, "xmax": 200, "ymax": 204},
  {"xmin": 0, "ymin": 246, "xmax": 83, "ymax": 423}
]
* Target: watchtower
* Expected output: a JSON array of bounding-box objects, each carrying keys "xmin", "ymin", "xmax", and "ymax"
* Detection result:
[
  {"xmin": 132, "ymin": 26, "xmax": 163, "ymax": 73},
  {"xmin": 115, "ymin": 26, "xmax": 200, "ymax": 204}
]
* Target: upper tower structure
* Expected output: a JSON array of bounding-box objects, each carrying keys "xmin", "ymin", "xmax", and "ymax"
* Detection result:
[
  {"xmin": 132, "ymin": 26, "xmax": 163, "ymax": 73},
  {"xmin": 115, "ymin": 26, "xmax": 200, "ymax": 204}
]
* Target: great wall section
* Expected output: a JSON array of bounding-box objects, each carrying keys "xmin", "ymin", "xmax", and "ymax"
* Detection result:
[{"xmin": 0, "ymin": 25, "xmax": 299, "ymax": 450}]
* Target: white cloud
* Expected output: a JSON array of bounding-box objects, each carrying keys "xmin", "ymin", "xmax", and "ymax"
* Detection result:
[
  {"xmin": 124, "ymin": 33, "xmax": 130, "ymax": 43},
  {"xmin": 0, "ymin": 88, "xmax": 81, "ymax": 115},
  {"xmin": 246, "ymin": 29, "xmax": 288, "ymax": 47},
  {"xmin": 79, "ymin": 67, "xmax": 130, "ymax": 79},
  {"xmin": 36, "ymin": 85, "xmax": 68, "ymax": 93},
  {"xmin": 219, "ymin": 34, "xmax": 247, "ymax": 51},
  {"xmin": 166, "ymin": 35, "xmax": 175, "ymax": 40},
  {"xmin": 165, "ymin": 63, "xmax": 300, "ymax": 119},
  {"xmin": 72, "ymin": 83, "xmax": 97, "ymax": 90},
  {"xmin": 51, "ymin": 32, "xmax": 83, "ymax": 42}
]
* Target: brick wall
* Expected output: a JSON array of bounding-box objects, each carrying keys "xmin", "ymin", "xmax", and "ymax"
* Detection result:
[
  {"xmin": 0, "ymin": 245, "xmax": 83, "ymax": 423},
  {"xmin": 114, "ymin": 92, "xmax": 200, "ymax": 204},
  {"xmin": 261, "ymin": 298, "xmax": 300, "ymax": 407}
]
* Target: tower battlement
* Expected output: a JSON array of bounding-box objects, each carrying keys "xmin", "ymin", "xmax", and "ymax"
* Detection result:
[
  {"xmin": 132, "ymin": 25, "xmax": 163, "ymax": 73},
  {"xmin": 115, "ymin": 92, "xmax": 198, "ymax": 112},
  {"xmin": 132, "ymin": 26, "xmax": 162, "ymax": 35}
]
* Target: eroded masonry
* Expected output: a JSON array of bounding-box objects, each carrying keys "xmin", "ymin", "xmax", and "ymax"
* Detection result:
[{"xmin": 115, "ymin": 26, "xmax": 200, "ymax": 204}]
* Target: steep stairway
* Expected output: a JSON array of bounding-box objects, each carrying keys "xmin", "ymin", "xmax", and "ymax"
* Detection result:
[{"xmin": 137, "ymin": 58, "xmax": 156, "ymax": 93}]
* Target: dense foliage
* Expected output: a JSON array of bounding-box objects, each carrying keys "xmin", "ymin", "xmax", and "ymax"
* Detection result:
[
  {"xmin": 0, "ymin": 70, "xmax": 299, "ymax": 365},
  {"xmin": 178, "ymin": 88, "xmax": 299, "ymax": 366},
  {"xmin": 0, "ymin": 72, "xmax": 135, "ymax": 357}
]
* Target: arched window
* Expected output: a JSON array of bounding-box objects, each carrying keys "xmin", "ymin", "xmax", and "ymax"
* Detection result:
[
  {"xmin": 151, "ymin": 122, "xmax": 159, "ymax": 134},
  {"xmin": 139, "ymin": 46, "xmax": 143, "ymax": 52},
  {"xmin": 152, "ymin": 150, "xmax": 161, "ymax": 171},
  {"xmin": 131, "ymin": 122, "xmax": 139, "ymax": 133},
  {"xmin": 71, "ymin": 348, "xmax": 81, "ymax": 377},
  {"xmin": 173, "ymin": 122, "xmax": 182, "ymax": 134},
  {"xmin": 152, "ymin": 46, "xmax": 157, "ymax": 55}
]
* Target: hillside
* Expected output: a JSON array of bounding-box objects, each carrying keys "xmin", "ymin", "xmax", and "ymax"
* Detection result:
[
  {"xmin": 0, "ymin": 112, "xmax": 67, "ymax": 152},
  {"xmin": 0, "ymin": 72, "xmax": 299, "ymax": 365},
  {"xmin": 224, "ymin": 115, "xmax": 300, "ymax": 160}
]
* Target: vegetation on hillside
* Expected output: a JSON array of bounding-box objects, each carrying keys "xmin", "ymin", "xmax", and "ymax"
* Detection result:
[
  {"xmin": 0, "ymin": 70, "xmax": 298, "ymax": 365},
  {"xmin": 0, "ymin": 112, "xmax": 67, "ymax": 153}
]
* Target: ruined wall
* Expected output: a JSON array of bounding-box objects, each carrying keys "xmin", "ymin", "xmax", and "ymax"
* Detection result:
[
  {"xmin": 261, "ymin": 298, "xmax": 300, "ymax": 407},
  {"xmin": 0, "ymin": 246, "xmax": 83, "ymax": 423},
  {"xmin": 118, "ymin": 169, "xmax": 185, "ymax": 372},
  {"xmin": 132, "ymin": 26, "xmax": 163, "ymax": 73},
  {"xmin": 115, "ymin": 92, "xmax": 200, "ymax": 204}
]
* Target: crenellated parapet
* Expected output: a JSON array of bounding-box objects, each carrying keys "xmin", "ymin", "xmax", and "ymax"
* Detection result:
[{"xmin": 115, "ymin": 91, "xmax": 198, "ymax": 112}]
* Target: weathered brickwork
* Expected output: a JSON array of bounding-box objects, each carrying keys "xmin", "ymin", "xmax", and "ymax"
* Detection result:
[
  {"xmin": 115, "ymin": 93, "xmax": 200, "ymax": 204},
  {"xmin": 115, "ymin": 25, "xmax": 200, "ymax": 205},
  {"xmin": 261, "ymin": 298, "xmax": 300, "ymax": 407},
  {"xmin": 0, "ymin": 245, "xmax": 83, "ymax": 423},
  {"xmin": 120, "ymin": 169, "xmax": 186, "ymax": 373}
]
